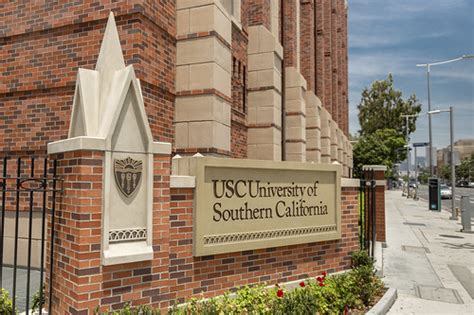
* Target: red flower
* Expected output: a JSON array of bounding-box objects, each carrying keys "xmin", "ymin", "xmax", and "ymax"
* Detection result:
[
  {"xmin": 322, "ymin": 271, "xmax": 327, "ymax": 277},
  {"xmin": 316, "ymin": 276, "xmax": 322, "ymax": 282},
  {"xmin": 299, "ymin": 281, "xmax": 305, "ymax": 287},
  {"xmin": 277, "ymin": 289, "xmax": 284, "ymax": 298},
  {"xmin": 319, "ymin": 282, "xmax": 325, "ymax": 287}
]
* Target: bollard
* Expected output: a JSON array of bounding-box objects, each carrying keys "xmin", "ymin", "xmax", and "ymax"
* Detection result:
[{"xmin": 460, "ymin": 195, "xmax": 473, "ymax": 233}]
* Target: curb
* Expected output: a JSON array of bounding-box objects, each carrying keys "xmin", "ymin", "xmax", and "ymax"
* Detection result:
[{"xmin": 366, "ymin": 288, "xmax": 397, "ymax": 315}]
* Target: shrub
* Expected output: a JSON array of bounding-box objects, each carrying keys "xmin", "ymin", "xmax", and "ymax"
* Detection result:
[
  {"xmin": 94, "ymin": 303, "xmax": 161, "ymax": 315},
  {"xmin": 0, "ymin": 288, "xmax": 15, "ymax": 315},
  {"xmin": 111, "ymin": 257, "xmax": 384, "ymax": 315},
  {"xmin": 32, "ymin": 285, "xmax": 45, "ymax": 312},
  {"xmin": 351, "ymin": 249, "xmax": 374, "ymax": 269}
]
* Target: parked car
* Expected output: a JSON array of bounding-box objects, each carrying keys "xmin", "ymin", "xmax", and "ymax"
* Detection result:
[
  {"xmin": 469, "ymin": 182, "xmax": 474, "ymax": 188},
  {"xmin": 440, "ymin": 184, "xmax": 452, "ymax": 199},
  {"xmin": 408, "ymin": 179, "xmax": 417, "ymax": 189}
]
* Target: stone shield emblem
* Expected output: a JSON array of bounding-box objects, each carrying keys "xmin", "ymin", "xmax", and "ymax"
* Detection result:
[{"xmin": 114, "ymin": 157, "xmax": 143, "ymax": 198}]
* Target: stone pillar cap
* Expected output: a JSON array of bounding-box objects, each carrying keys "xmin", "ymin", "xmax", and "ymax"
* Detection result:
[{"xmin": 362, "ymin": 165, "xmax": 387, "ymax": 171}]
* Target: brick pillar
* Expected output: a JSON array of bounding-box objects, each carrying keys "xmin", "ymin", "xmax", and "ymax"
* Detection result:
[
  {"xmin": 46, "ymin": 150, "xmax": 171, "ymax": 313},
  {"xmin": 330, "ymin": 0, "xmax": 339, "ymax": 128},
  {"xmin": 363, "ymin": 165, "xmax": 387, "ymax": 242},
  {"xmin": 300, "ymin": 0, "xmax": 315, "ymax": 91}
]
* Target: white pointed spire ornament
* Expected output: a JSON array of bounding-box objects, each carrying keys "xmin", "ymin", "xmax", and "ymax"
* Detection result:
[{"xmin": 49, "ymin": 12, "xmax": 171, "ymax": 266}]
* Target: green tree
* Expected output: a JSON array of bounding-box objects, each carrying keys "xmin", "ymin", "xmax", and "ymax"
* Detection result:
[
  {"xmin": 456, "ymin": 153, "xmax": 474, "ymax": 181},
  {"xmin": 353, "ymin": 74, "xmax": 422, "ymax": 178},
  {"xmin": 353, "ymin": 129, "xmax": 406, "ymax": 178},
  {"xmin": 357, "ymin": 74, "xmax": 422, "ymax": 138},
  {"xmin": 438, "ymin": 165, "xmax": 451, "ymax": 182}
]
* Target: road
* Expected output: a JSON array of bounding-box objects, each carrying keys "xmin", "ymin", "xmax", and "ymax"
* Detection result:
[{"xmin": 415, "ymin": 185, "xmax": 474, "ymax": 216}]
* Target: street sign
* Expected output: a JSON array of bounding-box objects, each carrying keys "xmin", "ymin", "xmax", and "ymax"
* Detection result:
[{"xmin": 413, "ymin": 142, "xmax": 429, "ymax": 147}]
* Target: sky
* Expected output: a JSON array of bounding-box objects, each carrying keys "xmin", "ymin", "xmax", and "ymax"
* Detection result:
[{"xmin": 348, "ymin": 0, "xmax": 474, "ymax": 156}]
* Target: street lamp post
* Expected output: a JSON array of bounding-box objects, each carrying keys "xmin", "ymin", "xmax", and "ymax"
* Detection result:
[
  {"xmin": 428, "ymin": 107, "xmax": 456, "ymax": 220},
  {"xmin": 401, "ymin": 113, "xmax": 423, "ymax": 198},
  {"xmin": 416, "ymin": 54, "xmax": 474, "ymax": 176}
]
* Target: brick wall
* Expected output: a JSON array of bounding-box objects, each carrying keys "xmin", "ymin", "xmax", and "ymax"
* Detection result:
[
  {"xmin": 283, "ymin": 0, "xmax": 298, "ymax": 68},
  {"xmin": 247, "ymin": 0, "xmax": 272, "ymax": 30},
  {"xmin": 300, "ymin": 0, "xmax": 315, "ymax": 92},
  {"xmin": 0, "ymin": 2, "xmax": 175, "ymax": 155},
  {"xmin": 46, "ymin": 151, "xmax": 171, "ymax": 313},
  {"xmin": 312, "ymin": 0, "xmax": 349, "ymax": 136},
  {"xmin": 46, "ymin": 151, "xmax": 360, "ymax": 312},
  {"xmin": 231, "ymin": 3, "xmax": 249, "ymax": 159},
  {"xmin": 168, "ymin": 186, "xmax": 359, "ymax": 304}
]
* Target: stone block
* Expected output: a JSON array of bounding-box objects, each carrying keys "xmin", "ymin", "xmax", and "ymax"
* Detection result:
[
  {"xmin": 285, "ymin": 86, "xmax": 304, "ymax": 101},
  {"xmin": 248, "ymin": 52, "xmax": 279, "ymax": 72},
  {"xmin": 248, "ymin": 89, "xmax": 281, "ymax": 110},
  {"xmin": 177, "ymin": 0, "xmax": 215, "ymax": 10},
  {"xmin": 175, "ymin": 95, "xmax": 231, "ymax": 126},
  {"xmin": 189, "ymin": 4, "xmax": 231, "ymax": 44},
  {"xmin": 177, "ymin": 8, "xmax": 190, "ymax": 36},
  {"xmin": 247, "ymin": 142, "xmax": 281, "ymax": 161},
  {"xmin": 177, "ymin": 37, "xmax": 231, "ymax": 73},
  {"xmin": 188, "ymin": 121, "xmax": 230, "ymax": 151},
  {"xmin": 175, "ymin": 65, "xmax": 190, "ymax": 91},
  {"xmin": 285, "ymin": 67, "xmax": 307, "ymax": 89},
  {"xmin": 248, "ymin": 25, "xmax": 283, "ymax": 57},
  {"xmin": 175, "ymin": 122, "xmax": 189, "ymax": 148},
  {"xmin": 248, "ymin": 69, "xmax": 281, "ymax": 91},
  {"xmin": 285, "ymin": 99, "xmax": 305, "ymax": 113},
  {"xmin": 188, "ymin": 62, "xmax": 231, "ymax": 96}
]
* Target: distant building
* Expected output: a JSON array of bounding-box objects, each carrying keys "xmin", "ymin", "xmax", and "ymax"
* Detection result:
[{"xmin": 437, "ymin": 139, "xmax": 474, "ymax": 168}]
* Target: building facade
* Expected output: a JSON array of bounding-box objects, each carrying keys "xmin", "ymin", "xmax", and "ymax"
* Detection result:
[
  {"xmin": 1, "ymin": 0, "xmax": 352, "ymax": 175},
  {"xmin": 0, "ymin": 1, "xmax": 360, "ymax": 312},
  {"xmin": 437, "ymin": 139, "xmax": 474, "ymax": 168}
]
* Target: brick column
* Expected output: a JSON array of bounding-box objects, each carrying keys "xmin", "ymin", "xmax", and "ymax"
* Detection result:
[
  {"xmin": 363, "ymin": 165, "xmax": 387, "ymax": 242},
  {"xmin": 300, "ymin": 0, "xmax": 315, "ymax": 92},
  {"xmin": 46, "ymin": 150, "xmax": 171, "ymax": 313}
]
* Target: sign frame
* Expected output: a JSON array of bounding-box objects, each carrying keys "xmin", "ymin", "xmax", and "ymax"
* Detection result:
[{"xmin": 193, "ymin": 157, "xmax": 342, "ymax": 256}]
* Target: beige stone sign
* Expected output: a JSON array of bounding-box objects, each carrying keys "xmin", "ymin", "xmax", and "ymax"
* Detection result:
[{"xmin": 194, "ymin": 157, "xmax": 341, "ymax": 256}]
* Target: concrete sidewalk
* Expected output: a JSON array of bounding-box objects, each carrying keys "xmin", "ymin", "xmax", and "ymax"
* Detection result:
[{"xmin": 383, "ymin": 190, "xmax": 474, "ymax": 314}]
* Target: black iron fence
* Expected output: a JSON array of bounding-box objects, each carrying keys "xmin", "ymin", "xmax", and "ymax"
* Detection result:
[
  {"xmin": 359, "ymin": 169, "xmax": 376, "ymax": 257},
  {"xmin": 0, "ymin": 157, "xmax": 61, "ymax": 313}
]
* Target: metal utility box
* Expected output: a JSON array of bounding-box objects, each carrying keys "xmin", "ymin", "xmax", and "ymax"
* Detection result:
[{"xmin": 428, "ymin": 177, "xmax": 441, "ymax": 211}]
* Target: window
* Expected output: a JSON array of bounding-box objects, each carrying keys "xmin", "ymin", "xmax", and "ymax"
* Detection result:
[{"xmin": 220, "ymin": 0, "xmax": 241, "ymax": 23}]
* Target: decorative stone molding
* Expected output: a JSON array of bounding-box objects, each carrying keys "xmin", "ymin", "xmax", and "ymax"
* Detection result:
[
  {"xmin": 363, "ymin": 165, "xmax": 387, "ymax": 171},
  {"xmin": 47, "ymin": 13, "xmax": 171, "ymax": 266},
  {"xmin": 109, "ymin": 228, "xmax": 147, "ymax": 243},
  {"xmin": 170, "ymin": 175, "xmax": 196, "ymax": 188},
  {"xmin": 203, "ymin": 225, "xmax": 338, "ymax": 245}
]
